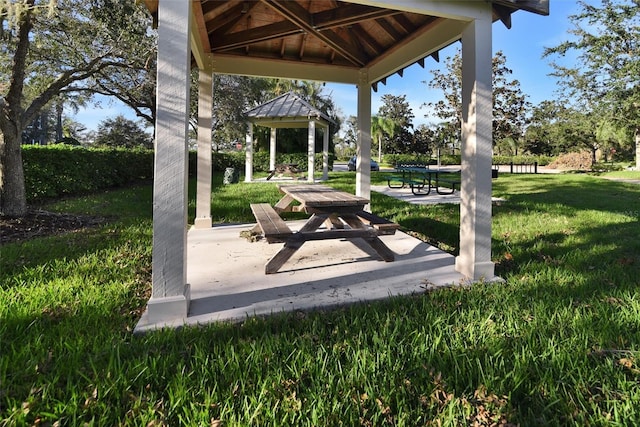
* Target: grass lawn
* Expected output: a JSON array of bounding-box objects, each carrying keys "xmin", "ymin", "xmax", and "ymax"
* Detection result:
[{"xmin": 1, "ymin": 171, "xmax": 639, "ymax": 426}]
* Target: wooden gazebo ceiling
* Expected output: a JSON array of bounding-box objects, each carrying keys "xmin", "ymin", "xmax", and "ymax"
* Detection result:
[
  {"xmin": 145, "ymin": 1, "xmax": 548, "ymax": 87},
  {"xmin": 204, "ymin": 1, "xmax": 436, "ymax": 69}
]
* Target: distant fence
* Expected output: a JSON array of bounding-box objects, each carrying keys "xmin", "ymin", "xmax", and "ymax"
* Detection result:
[{"xmin": 495, "ymin": 162, "xmax": 538, "ymax": 174}]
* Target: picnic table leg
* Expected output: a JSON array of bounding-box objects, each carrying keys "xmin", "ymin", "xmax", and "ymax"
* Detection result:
[
  {"xmin": 361, "ymin": 237, "xmax": 395, "ymax": 261},
  {"xmin": 264, "ymin": 214, "xmax": 327, "ymax": 274},
  {"xmin": 340, "ymin": 214, "xmax": 395, "ymax": 262},
  {"xmin": 274, "ymin": 194, "xmax": 295, "ymax": 212},
  {"xmin": 325, "ymin": 214, "xmax": 344, "ymax": 230},
  {"xmin": 265, "ymin": 235, "xmax": 305, "ymax": 274}
]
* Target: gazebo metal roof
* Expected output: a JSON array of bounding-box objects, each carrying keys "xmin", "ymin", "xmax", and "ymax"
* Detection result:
[{"xmin": 244, "ymin": 91, "xmax": 335, "ymax": 128}]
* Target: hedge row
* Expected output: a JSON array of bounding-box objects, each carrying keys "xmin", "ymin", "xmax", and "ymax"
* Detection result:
[
  {"xmin": 22, "ymin": 145, "xmax": 154, "ymax": 203},
  {"xmin": 383, "ymin": 154, "xmax": 460, "ymax": 166},
  {"xmin": 189, "ymin": 151, "xmax": 335, "ymax": 173},
  {"xmin": 383, "ymin": 154, "xmax": 553, "ymax": 167},
  {"xmin": 22, "ymin": 146, "xmax": 336, "ymax": 203}
]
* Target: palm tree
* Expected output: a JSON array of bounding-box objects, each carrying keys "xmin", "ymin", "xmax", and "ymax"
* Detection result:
[{"xmin": 371, "ymin": 115, "xmax": 397, "ymax": 163}]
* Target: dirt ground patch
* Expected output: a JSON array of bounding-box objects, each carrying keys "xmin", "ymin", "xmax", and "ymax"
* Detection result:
[{"xmin": 0, "ymin": 210, "xmax": 106, "ymax": 245}]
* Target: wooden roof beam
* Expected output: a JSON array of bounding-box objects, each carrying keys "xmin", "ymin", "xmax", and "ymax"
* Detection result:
[
  {"xmin": 388, "ymin": 14, "xmax": 414, "ymax": 36},
  {"xmin": 204, "ymin": 2, "xmax": 248, "ymax": 34},
  {"xmin": 313, "ymin": 4, "xmax": 400, "ymax": 30},
  {"xmin": 350, "ymin": 24, "xmax": 384, "ymax": 56},
  {"xmin": 262, "ymin": 0, "xmax": 368, "ymax": 67},
  {"xmin": 375, "ymin": 17, "xmax": 403, "ymax": 41},
  {"xmin": 212, "ymin": 20, "xmax": 302, "ymax": 51}
]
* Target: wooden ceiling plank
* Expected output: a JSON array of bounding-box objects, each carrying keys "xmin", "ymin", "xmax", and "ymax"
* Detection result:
[
  {"xmin": 212, "ymin": 20, "xmax": 301, "ymax": 51},
  {"xmin": 375, "ymin": 17, "xmax": 402, "ymax": 41},
  {"xmin": 350, "ymin": 24, "xmax": 383, "ymax": 56},
  {"xmin": 313, "ymin": 4, "xmax": 400, "ymax": 30},
  {"xmin": 389, "ymin": 14, "xmax": 414, "ymax": 35},
  {"xmin": 263, "ymin": 0, "xmax": 368, "ymax": 67},
  {"xmin": 205, "ymin": 2, "xmax": 247, "ymax": 34},
  {"xmin": 298, "ymin": 33, "xmax": 307, "ymax": 59}
]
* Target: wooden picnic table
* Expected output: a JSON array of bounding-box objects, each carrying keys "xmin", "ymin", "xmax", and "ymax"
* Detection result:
[
  {"xmin": 249, "ymin": 184, "xmax": 399, "ymax": 274},
  {"xmin": 266, "ymin": 163, "xmax": 302, "ymax": 180}
]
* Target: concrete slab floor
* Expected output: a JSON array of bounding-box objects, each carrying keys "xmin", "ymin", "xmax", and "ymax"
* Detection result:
[{"xmin": 135, "ymin": 220, "xmax": 468, "ymax": 332}]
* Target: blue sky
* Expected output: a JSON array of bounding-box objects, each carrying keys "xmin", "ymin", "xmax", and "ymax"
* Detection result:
[
  {"xmin": 73, "ymin": 0, "xmax": 587, "ymax": 133},
  {"xmin": 326, "ymin": 0, "xmax": 587, "ymax": 128}
]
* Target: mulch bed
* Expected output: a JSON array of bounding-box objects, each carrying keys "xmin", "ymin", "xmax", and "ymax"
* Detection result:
[{"xmin": 1, "ymin": 210, "xmax": 107, "ymax": 245}]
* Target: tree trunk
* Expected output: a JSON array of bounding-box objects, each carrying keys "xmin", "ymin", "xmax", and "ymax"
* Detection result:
[
  {"xmin": 636, "ymin": 126, "xmax": 640, "ymax": 171},
  {"xmin": 0, "ymin": 124, "xmax": 27, "ymax": 217},
  {"xmin": 56, "ymin": 101, "xmax": 63, "ymax": 142}
]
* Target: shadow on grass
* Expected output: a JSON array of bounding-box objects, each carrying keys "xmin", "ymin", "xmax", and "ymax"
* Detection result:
[{"xmin": 3, "ymin": 173, "xmax": 639, "ymax": 425}]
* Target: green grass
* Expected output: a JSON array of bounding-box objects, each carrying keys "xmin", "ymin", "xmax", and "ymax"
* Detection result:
[{"xmin": 2, "ymin": 172, "xmax": 639, "ymax": 426}]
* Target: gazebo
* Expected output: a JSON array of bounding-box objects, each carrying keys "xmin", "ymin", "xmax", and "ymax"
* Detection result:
[
  {"xmin": 139, "ymin": 0, "xmax": 549, "ymax": 329},
  {"xmin": 243, "ymin": 91, "xmax": 336, "ymax": 182}
]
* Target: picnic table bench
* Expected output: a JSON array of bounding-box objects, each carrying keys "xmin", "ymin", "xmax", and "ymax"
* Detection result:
[
  {"xmin": 433, "ymin": 174, "xmax": 461, "ymax": 195},
  {"xmin": 250, "ymin": 203, "xmax": 293, "ymax": 243}
]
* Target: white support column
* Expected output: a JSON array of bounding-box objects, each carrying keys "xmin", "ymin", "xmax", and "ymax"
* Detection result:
[
  {"xmin": 147, "ymin": 0, "xmax": 191, "ymax": 323},
  {"xmin": 322, "ymin": 125, "xmax": 329, "ymax": 180},
  {"xmin": 194, "ymin": 66, "xmax": 213, "ymax": 229},
  {"xmin": 307, "ymin": 120, "xmax": 316, "ymax": 182},
  {"xmin": 245, "ymin": 122, "xmax": 253, "ymax": 182},
  {"xmin": 356, "ymin": 70, "xmax": 372, "ymax": 206},
  {"xmin": 455, "ymin": 6, "xmax": 496, "ymax": 281},
  {"xmin": 269, "ymin": 127, "xmax": 277, "ymax": 172}
]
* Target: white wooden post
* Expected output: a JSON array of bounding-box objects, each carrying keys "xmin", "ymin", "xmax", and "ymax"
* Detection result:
[
  {"xmin": 356, "ymin": 70, "xmax": 372, "ymax": 206},
  {"xmin": 307, "ymin": 120, "xmax": 316, "ymax": 182},
  {"xmin": 148, "ymin": 0, "xmax": 191, "ymax": 323},
  {"xmin": 322, "ymin": 124, "xmax": 329, "ymax": 180},
  {"xmin": 455, "ymin": 5, "xmax": 496, "ymax": 281},
  {"xmin": 245, "ymin": 122, "xmax": 253, "ymax": 182},
  {"xmin": 194, "ymin": 66, "xmax": 213, "ymax": 229},
  {"xmin": 269, "ymin": 127, "xmax": 277, "ymax": 172}
]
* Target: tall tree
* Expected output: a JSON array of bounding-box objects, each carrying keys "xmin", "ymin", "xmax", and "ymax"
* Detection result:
[
  {"xmin": 423, "ymin": 53, "xmax": 462, "ymax": 146},
  {"xmin": 423, "ymin": 49, "xmax": 529, "ymax": 153},
  {"xmin": 523, "ymin": 100, "xmax": 561, "ymax": 155},
  {"xmin": 371, "ymin": 115, "xmax": 396, "ymax": 162},
  {"xmin": 94, "ymin": 115, "xmax": 152, "ymax": 149},
  {"xmin": 412, "ymin": 124, "xmax": 436, "ymax": 156},
  {"xmin": 492, "ymin": 51, "xmax": 530, "ymax": 155},
  {"xmin": 0, "ymin": 0, "xmax": 153, "ymax": 216},
  {"xmin": 544, "ymin": 0, "xmax": 640, "ymax": 168},
  {"xmin": 378, "ymin": 94, "xmax": 413, "ymax": 154}
]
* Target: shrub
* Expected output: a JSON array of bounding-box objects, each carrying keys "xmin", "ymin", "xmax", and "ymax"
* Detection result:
[
  {"xmin": 384, "ymin": 154, "xmax": 436, "ymax": 167},
  {"xmin": 22, "ymin": 145, "xmax": 153, "ymax": 203},
  {"xmin": 190, "ymin": 151, "xmax": 335, "ymax": 175}
]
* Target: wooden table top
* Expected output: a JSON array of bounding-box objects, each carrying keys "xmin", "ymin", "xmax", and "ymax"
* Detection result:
[{"xmin": 277, "ymin": 184, "xmax": 369, "ymax": 208}]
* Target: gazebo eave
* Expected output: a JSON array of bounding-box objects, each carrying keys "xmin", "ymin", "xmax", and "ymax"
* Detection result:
[
  {"xmin": 248, "ymin": 118, "xmax": 330, "ymax": 129},
  {"xmin": 211, "ymin": 54, "xmax": 362, "ymax": 85}
]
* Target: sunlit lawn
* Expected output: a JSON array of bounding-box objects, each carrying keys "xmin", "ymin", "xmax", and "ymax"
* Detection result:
[{"xmin": 1, "ymin": 171, "xmax": 639, "ymax": 426}]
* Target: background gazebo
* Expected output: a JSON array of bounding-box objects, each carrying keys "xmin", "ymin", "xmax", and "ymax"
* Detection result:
[{"xmin": 244, "ymin": 91, "xmax": 336, "ymax": 182}]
